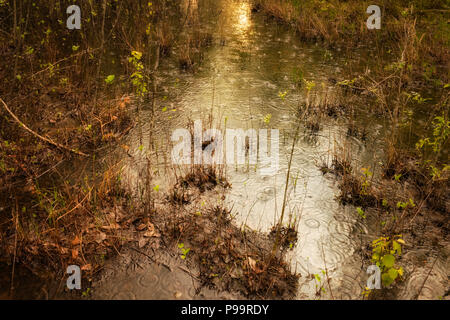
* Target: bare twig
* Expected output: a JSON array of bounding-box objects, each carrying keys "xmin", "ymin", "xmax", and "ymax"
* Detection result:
[
  {"xmin": 416, "ymin": 253, "xmax": 439, "ymax": 300},
  {"xmin": 56, "ymin": 186, "xmax": 93, "ymax": 222},
  {"xmin": 0, "ymin": 98, "xmax": 88, "ymax": 157},
  {"xmin": 30, "ymin": 48, "xmax": 100, "ymax": 79}
]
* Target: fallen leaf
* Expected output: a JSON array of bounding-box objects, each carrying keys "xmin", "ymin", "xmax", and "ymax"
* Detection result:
[
  {"xmin": 248, "ymin": 257, "xmax": 257, "ymax": 271},
  {"xmin": 138, "ymin": 238, "xmax": 148, "ymax": 248},
  {"xmin": 72, "ymin": 236, "xmax": 81, "ymax": 246},
  {"xmin": 101, "ymin": 223, "xmax": 119, "ymax": 230},
  {"xmin": 144, "ymin": 231, "xmax": 158, "ymax": 238},
  {"xmin": 95, "ymin": 232, "xmax": 107, "ymax": 244},
  {"xmin": 102, "ymin": 133, "xmax": 115, "ymax": 140},
  {"xmin": 136, "ymin": 223, "xmax": 147, "ymax": 231},
  {"xmin": 248, "ymin": 257, "xmax": 263, "ymax": 274},
  {"xmin": 143, "ymin": 223, "xmax": 158, "ymax": 237},
  {"xmin": 81, "ymin": 264, "xmax": 92, "ymax": 271},
  {"xmin": 71, "ymin": 249, "xmax": 78, "ymax": 259}
]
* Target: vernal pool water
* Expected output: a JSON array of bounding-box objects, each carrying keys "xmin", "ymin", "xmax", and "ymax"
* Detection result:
[{"xmin": 108, "ymin": 0, "xmax": 390, "ymax": 300}]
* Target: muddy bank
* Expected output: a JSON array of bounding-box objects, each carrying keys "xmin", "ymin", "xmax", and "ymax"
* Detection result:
[
  {"xmin": 59, "ymin": 167, "xmax": 300, "ymax": 300},
  {"xmin": 323, "ymin": 149, "xmax": 449, "ymax": 299}
]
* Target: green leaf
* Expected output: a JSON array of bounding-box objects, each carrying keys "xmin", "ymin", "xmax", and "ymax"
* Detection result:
[
  {"xmin": 388, "ymin": 268, "xmax": 398, "ymax": 281},
  {"xmin": 382, "ymin": 254, "xmax": 395, "ymax": 268},
  {"xmin": 372, "ymin": 252, "xmax": 380, "ymax": 262},
  {"xmin": 392, "ymin": 241, "xmax": 402, "ymax": 255},
  {"xmin": 131, "ymin": 51, "xmax": 142, "ymax": 60},
  {"xmin": 105, "ymin": 74, "xmax": 115, "ymax": 84},
  {"xmin": 25, "ymin": 46, "xmax": 34, "ymax": 55},
  {"xmin": 382, "ymin": 273, "xmax": 394, "ymax": 286},
  {"xmin": 356, "ymin": 207, "xmax": 366, "ymax": 218}
]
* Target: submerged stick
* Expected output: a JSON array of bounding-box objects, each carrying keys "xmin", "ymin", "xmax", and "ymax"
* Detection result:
[{"xmin": 0, "ymin": 98, "xmax": 88, "ymax": 157}]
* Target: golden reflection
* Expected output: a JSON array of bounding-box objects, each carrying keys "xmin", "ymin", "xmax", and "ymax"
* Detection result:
[{"xmin": 234, "ymin": 1, "xmax": 251, "ymax": 35}]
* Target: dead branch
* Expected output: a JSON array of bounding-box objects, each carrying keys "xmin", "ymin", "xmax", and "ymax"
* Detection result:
[{"xmin": 0, "ymin": 97, "xmax": 88, "ymax": 157}]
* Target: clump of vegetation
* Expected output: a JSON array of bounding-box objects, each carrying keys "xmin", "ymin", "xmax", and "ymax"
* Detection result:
[
  {"xmin": 177, "ymin": 166, "xmax": 230, "ymax": 193},
  {"xmin": 269, "ymin": 225, "xmax": 298, "ymax": 250},
  {"xmin": 371, "ymin": 235, "xmax": 405, "ymax": 287},
  {"xmin": 337, "ymin": 168, "xmax": 379, "ymax": 208},
  {"xmin": 168, "ymin": 185, "xmax": 193, "ymax": 205},
  {"xmin": 159, "ymin": 200, "xmax": 299, "ymax": 299}
]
